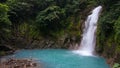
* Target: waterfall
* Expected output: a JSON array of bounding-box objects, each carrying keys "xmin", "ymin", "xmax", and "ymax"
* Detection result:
[{"xmin": 74, "ymin": 6, "xmax": 102, "ymax": 56}]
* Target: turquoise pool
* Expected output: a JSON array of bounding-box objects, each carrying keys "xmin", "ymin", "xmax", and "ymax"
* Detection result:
[{"xmin": 9, "ymin": 49, "xmax": 110, "ymax": 68}]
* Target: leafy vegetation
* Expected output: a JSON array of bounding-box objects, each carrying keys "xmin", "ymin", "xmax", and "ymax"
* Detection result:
[
  {"xmin": 113, "ymin": 63, "xmax": 120, "ymax": 68},
  {"xmin": 0, "ymin": 3, "xmax": 11, "ymax": 44},
  {"xmin": 96, "ymin": 0, "xmax": 120, "ymax": 62}
]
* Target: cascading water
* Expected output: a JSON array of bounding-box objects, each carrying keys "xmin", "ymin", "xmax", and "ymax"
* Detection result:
[{"xmin": 74, "ymin": 6, "xmax": 102, "ymax": 56}]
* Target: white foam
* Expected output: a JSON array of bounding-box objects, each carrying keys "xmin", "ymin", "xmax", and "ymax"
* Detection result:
[{"xmin": 74, "ymin": 6, "xmax": 102, "ymax": 56}]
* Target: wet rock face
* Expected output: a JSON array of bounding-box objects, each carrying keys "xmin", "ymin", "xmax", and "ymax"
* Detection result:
[{"xmin": 0, "ymin": 58, "xmax": 41, "ymax": 68}]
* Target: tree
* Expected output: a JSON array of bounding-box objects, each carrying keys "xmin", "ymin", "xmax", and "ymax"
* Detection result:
[
  {"xmin": 36, "ymin": 6, "xmax": 69, "ymax": 37},
  {"xmin": 0, "ymin": 3, "xmax": 11, "ymax": 43}
]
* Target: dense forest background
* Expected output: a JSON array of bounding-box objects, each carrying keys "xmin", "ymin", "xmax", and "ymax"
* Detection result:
[{"xmin": 0, "ymin": 0, "xmax": 120, "ymax": 66}]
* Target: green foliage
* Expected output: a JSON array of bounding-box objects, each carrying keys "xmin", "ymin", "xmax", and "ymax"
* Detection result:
[
  {"xmin": 36, "ymin": 6, "xmax": 68, "ymax": 37},
  {"xmin": 97, "ymin": 0, "xmax": 120, "ymax": 58},
  {"xmin": 7, "ymin": 0, "xmax": 34, "ymax": 24},
  {"xmin": 114, "ymin": 17, "xmax": 120, "ymax": 43},
  {"xmin": 0, "ymin": 3, "xmax": 11, "ymax": 33},
  {"xmin": 114, "ymin": 17, "xmax": 120, "ymax": 52},
  {"xmin": 113, "ymin": 63, "xmax": 120, "ymax": 68},
  {"xmin": 19, "ymin": 22, "xmax": 39, "ymax": 39}
]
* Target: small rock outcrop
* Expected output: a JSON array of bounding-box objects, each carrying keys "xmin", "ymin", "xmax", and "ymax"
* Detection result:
[{"xmin": 0, "ymin": 58, "xmax": 42, "ymax": 68}]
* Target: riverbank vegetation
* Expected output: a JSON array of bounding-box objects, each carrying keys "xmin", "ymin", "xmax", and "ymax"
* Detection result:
[{"xmin": 0, "ymin": 0, "xmax": 120, "ymax": 67}]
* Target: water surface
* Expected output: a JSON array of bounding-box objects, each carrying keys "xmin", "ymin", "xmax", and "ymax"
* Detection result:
[{"xmin": 9, "ymin": 49, "xmax": 109, "ymax": 68}]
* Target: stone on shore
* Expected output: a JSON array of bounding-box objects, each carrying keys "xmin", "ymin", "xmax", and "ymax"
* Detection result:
[{"xmin": 0, "ymin": 58, "xmax": 42, "ymax": 68}]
